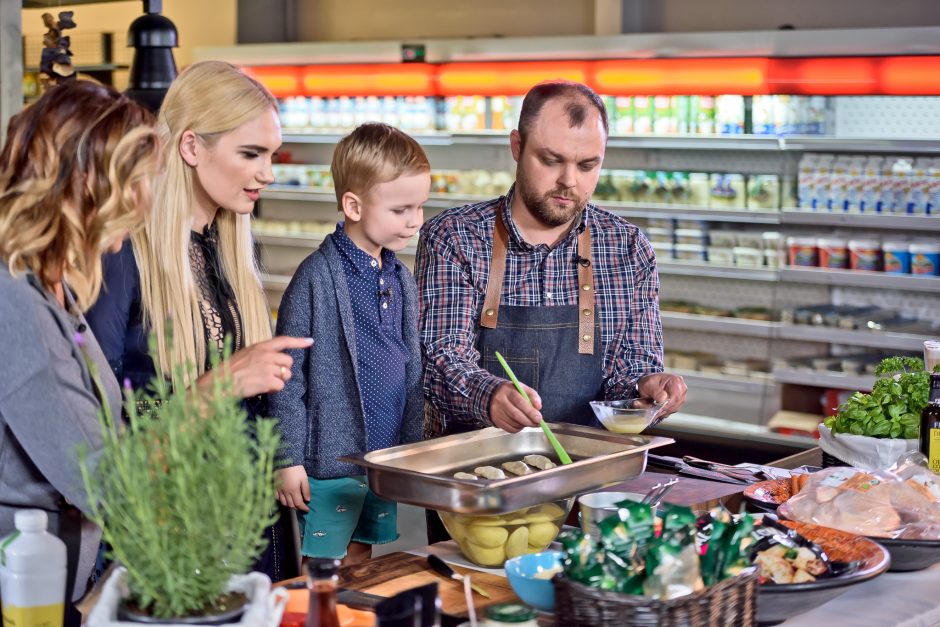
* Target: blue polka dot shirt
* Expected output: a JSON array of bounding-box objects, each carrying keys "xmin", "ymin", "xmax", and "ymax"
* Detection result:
[{"xmin": 333, "ymin": 224, "xmax": 408, "ymax": 452}]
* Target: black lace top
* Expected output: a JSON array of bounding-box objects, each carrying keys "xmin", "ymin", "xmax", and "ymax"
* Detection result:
[{"xmin": 189, "ymin": 221, "xmax": 244, "ymax": 369}]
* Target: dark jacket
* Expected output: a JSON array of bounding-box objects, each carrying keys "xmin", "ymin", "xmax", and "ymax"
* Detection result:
[{"xmin": 269, "ymin": 233, "xmax": 424, "ymax": 479}]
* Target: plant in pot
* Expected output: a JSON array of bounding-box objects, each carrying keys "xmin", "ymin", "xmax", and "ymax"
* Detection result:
[
  {"xmin": 79, "ymin": 343, "xmax": 286, "ymax": 626},
  {"xmin": 821, "ymin": 356, "xmax": 934, "ymax": 469}
]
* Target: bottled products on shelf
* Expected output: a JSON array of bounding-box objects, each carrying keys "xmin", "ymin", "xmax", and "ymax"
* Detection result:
[
  {"xmin": 797, "ymin": 153, "xmax": 940, "ymax": 215},
  {"xmin": 277, "ymin": 94, "xmax": 828, "ymax": 138}
]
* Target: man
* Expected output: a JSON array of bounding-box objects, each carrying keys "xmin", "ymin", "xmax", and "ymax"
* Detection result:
[{"xmin": 416, "ymin": 80, "xmax": 687, "ymax": 438}]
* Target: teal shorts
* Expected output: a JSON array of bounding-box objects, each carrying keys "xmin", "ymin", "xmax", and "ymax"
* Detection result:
[{"xmin": 296, "ymin": 476, "xmax": 398, "ymax": 559}]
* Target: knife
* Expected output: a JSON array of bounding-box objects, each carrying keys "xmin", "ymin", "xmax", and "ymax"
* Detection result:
[{"xmin": 427, "ymin": 554, "xmax": 491, "ymax": 598}]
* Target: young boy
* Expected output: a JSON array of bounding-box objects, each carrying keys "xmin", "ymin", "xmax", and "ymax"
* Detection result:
[{"xmin": 270, "ymin": 123, "xmax": 429, "ymax": 565}]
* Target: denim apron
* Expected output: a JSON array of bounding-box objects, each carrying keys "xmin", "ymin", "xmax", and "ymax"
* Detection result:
[{"xmin": 475, "ymin": 210, "xmax": 605, "ymax": 428}]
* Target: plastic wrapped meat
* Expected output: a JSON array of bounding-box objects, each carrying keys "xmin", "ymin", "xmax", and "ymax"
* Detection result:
[
  {"xmin": 502, "ymin": 461, "xmax": 535, "ymax": 476},
  {"xmin": 453, "ymin": 472, "xmax": 479, "ymax": 481},
  {"xmin": 523, "ymin": 454, "xmax": 557, "ymax": 470},
  {"xmin": 473, "ymin": 466, "xmax": 507, "ymax": 480}
]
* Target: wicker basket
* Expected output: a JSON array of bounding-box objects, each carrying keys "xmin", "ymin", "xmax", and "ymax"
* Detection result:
[{"xmin": 553, "ymin": 572, "xmax": 758, "ymax": 627}]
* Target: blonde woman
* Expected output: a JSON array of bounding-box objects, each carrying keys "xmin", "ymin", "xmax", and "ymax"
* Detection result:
[
  {"xmin": 86, "ymin": 61, "xmax": 310, "ymax": 581},
  {"xmin": 0, "ymin": 81, "xmax": 159, "ymax": 607}
]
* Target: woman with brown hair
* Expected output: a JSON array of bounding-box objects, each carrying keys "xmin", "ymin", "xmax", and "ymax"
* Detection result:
[{"xmin": 0, "ymin": 80, "xmax": 160, "ymax": 604}]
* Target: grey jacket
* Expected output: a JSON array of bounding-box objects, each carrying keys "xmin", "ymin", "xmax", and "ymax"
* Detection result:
[
  {"xmin": 0, "ymin": 262, "xmax": 121, "ymax": 600},
  {"xmin": 269, "ymin": 233, "xmax": 424, "ymax": 479}
]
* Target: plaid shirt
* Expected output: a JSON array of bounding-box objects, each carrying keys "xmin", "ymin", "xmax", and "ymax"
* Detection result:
[{"xmin": 415, "ymin": 185, "xmax": 664, "ymax": 430}]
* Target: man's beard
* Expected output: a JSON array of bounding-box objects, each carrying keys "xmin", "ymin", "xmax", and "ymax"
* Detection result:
[{"xmin": 517, "ymin": 172, "xmax": 586, "ymax": 228}]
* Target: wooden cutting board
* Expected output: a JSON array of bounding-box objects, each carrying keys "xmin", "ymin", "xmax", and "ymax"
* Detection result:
[
  {"xmin": 342, "ymin": 552, "xmax": 518, "ymax": 618},
  {"xmin": 606, "ymin": 471, "xmax": 747, "ymax": 511}
]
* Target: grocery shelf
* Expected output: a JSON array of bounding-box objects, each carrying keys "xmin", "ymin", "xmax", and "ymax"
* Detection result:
[
  {"xmin": 260, "ymin": 273, "xmax": 292, "ymax": 290},
  {"xmin": 658, "ymin": 261, "xmax": 778, "ymax": 281},
  {"xmin": 779, "ymin": 267, "xmax": 940, "ymax": 292},
  {"xmin": 608, "ymin": 203, "xmax": 781, "ymax": 224},
  {"xmin": 773, "ymin": 368, "xmax": 874, "ymax": 391},
  {"xmin": 282, "ymin": 132, "xmax": 940, "ymax": 155},
  {"xmin": 661, "ymin": 311, "xmax": 778, "ymax": 338},
  {"xmin": 262, "ymin": 186, "xmax": 485, "ymax": 210},
  {"xmin": 776, "ymin": 324, "xmax": 928, "ymax": 351},
  {"xmin": 780, "ymin": 209, "xmax": 940, "ymax": 231},
  {"xmin": 255, "ymin": 231, "xmax": 419, "ymax": 257},
  {"xmin": 673, "ymin": 369, "xmax": 774, "ymax": 395},
  {"xmin": 781, "ymin": 136, "xmax": 940, "ymax": 154}
]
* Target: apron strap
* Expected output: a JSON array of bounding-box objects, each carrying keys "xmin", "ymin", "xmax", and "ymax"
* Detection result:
[
  {"xmin": 576, "ymin": 224, "xmax": 595, "ymax": 355},
  {"xmin": 478, "ymin": 208, "xmax": 596, "ymax": 356},
  {"xmin": 479, "ymin": 209, "xmax": 510, "ymax": 329}
]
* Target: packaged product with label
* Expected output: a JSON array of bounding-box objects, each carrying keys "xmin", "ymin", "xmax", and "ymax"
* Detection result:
[
  {"xmin": 844, "ymin": 157, "xmax": 866, "ymax": 214},
  {"xmin": 817, "ymin": 237, "xmax": 849, "ymax": 269},
  {"xmin": 883, "ymin": 240, "xmax": 912, "ymax": 274},
  {"xmin": 910, "ymin": 242, "xmax": 940, "ymax": 276},
  {"xmin": 716, "ymin": 95, "xmax": 744, "ymax": 134},
  {"xmin": 633, "ymin": 96, "xmax": 654, "ymax": 135},
  {"xmin": 848, "ymin": 239, "xmax": 882, "ymax": 272},
  {"xmin": 797, "ymin": 154, "xmax": 818, "ymax": 210},
  {"xmin": 787, "ymin": 236, "xmax": 819, "ymax": 267},
  {"xmin": 812, "ymin": 154, "xmax": 835, "ymax": 211},
  {"xmin": 746, "ymin": 174, "xmax": 780, "ymax": 210},
  {"xmin": 861, "ymin": 156, "xmax": 884, "ymax": 213},
  {"xmin": 827, "ymin": 156, "xmax": 851, "ymax": 212},
  {"xmin": 614, "ymin": 97, "xmax": 634, "ymax": 135},
  {"xmin": 695, "ymin": 95, "xmax": 716, "ymax": 135}
]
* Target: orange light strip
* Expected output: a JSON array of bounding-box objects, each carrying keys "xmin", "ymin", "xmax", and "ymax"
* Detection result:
[
  {"xmin": 241, "ymin": 65, "xmax": 302, "ymax": 98},
  {"xmin": 242, "ymin": 55, "xmax": 940, "ymax": 98},
  {"xmin": 437, "ymin": 61, "xmax": 589, "ymax": 96},
  {"xmin": 593, "ymin": 57, "xmax": 771, "ymax": 95},
  {"xmin": 300, "ymin": 63, "xmax": 435, "ymax": 97}
]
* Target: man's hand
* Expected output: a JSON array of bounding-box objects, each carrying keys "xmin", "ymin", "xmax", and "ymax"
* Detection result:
[
  {"xmin": 276, "ymin": 465, "xmax": 311, "ymax": 512},
  {"xmin": 489, "ymin": 382, "xmax": 543, "ymax": 433},
  {"xmin": 638, "ymin": 373, "xmax": 688, "ymax": 419}
]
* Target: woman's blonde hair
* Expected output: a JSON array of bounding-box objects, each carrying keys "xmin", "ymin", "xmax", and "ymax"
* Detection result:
[
  {"xmin": 0, "ymin": 81, "xmax": 159, "ymax": 310},
  {"xmin": 133, "ymin": 60, "xmax": 276, "ymax": 380}
]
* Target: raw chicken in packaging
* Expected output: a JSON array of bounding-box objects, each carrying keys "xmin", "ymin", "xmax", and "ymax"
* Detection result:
[{"xmin": 778, "ymin": 458, "xmax": 940, "ymax": 540}]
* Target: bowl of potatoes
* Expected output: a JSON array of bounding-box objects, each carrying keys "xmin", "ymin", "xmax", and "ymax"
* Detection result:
[{"xmin": 438, "ymin": 498, "xmax": 574, "ymax": 567}]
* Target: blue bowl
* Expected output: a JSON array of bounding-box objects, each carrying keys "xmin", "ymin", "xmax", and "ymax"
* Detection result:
[{"xmin": 504, "ymin": 550, "xmax": 563, "ymax": 613}]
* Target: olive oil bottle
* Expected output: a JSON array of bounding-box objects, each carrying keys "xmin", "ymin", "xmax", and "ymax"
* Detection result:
[{"xmin": 920, "ymin": 373, "xmax": 940, "ymax": 473}]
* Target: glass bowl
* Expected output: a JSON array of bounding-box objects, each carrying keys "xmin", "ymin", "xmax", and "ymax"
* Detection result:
[
  {"xmin": 589, "ymin": 398, "xmax": 664, "ymax": 434},
  {"xmin": 438, "ymin": 498, "xmax": 574, "ymax": 567}
]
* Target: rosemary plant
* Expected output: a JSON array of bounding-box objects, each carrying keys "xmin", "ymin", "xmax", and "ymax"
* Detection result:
[{"xmin": 79, "ymin": 340, "xmax": 280, "ymax": 619}]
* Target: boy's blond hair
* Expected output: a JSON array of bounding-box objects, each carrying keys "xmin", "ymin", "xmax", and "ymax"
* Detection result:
[{"xmin": 331, "ymin": 123, "xmax": 430, "ymax": 205}]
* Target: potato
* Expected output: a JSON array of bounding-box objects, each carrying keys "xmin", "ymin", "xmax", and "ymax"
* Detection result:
[
  {"xmin": 505, "ymin": 526, "xmax": 530, "ymax": 559},
  {"xmin": 465, "ymin": 516, "xmax": 508, "ymax": 527},
  {"xmin": 523, "ymin": 512, "xmax": 554, "ymax": 523},
  {"xmin": 505, "ymin": 517, "xmax": 528, "ymax": 525},
  {"xmin": 533, "ymin": 503, "xmax": 565, "ymax": 519},
  {"xmin": 527, "ymin": 521, "xmax": 559, "ymax": 547},
  {"xmin": 463, "ymin": 541, "xmax": 507, "ymax": 566},
  {"xmin": 465, "ymin": 524, "xmax": 509, "ymax": 549}
]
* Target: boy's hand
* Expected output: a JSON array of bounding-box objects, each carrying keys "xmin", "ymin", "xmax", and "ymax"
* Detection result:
[{"xmin": 276, "ymin": 465, "xmax": 311, "ymax": 512}]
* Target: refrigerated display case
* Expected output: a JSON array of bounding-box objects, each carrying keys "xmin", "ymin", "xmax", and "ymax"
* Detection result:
[{"xmin": 196, "ymin": 27, "xmax": 940, "ymax": 448}]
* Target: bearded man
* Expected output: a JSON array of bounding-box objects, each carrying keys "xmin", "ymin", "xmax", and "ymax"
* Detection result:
[{"xmin": 415, "ymin": 80, "xmax": 687, "ymax": 437}]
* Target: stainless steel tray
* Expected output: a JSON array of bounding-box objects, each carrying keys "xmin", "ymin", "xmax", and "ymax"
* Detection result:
[{"xmin": 339, "ymin": 423, "xmax": 673, "ymax": 515}]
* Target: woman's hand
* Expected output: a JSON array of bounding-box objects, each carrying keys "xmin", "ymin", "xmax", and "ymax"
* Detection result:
[{"xmin": 197, "ymin": 336, "xmax": 313, "ymax": 398}]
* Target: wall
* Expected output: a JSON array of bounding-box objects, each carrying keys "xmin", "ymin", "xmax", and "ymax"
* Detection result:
[
  {"xmin": 290, "ymin": 0, "xmax": 940, "ymax": 43},
  {"xmin": 295, "ymin": 0, "xmax": 596, "ymax": 41},
  {"xmin": 645, "ymin": 0, "xmax": 940, "ymax": 32},
  {"xmin": 21, "ymin": 0, "xmax": 237, "ymax": 89}
]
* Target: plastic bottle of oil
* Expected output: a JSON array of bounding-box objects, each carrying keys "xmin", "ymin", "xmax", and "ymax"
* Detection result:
[{"xmin": 0, "ymin": 509, "xmax": 67, "ymax": 627}]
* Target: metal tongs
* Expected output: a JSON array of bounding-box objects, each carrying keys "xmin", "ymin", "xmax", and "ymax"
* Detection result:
[{"xmin": 641, "ymin": 477, "xmax": 679, "ymax": 508}]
